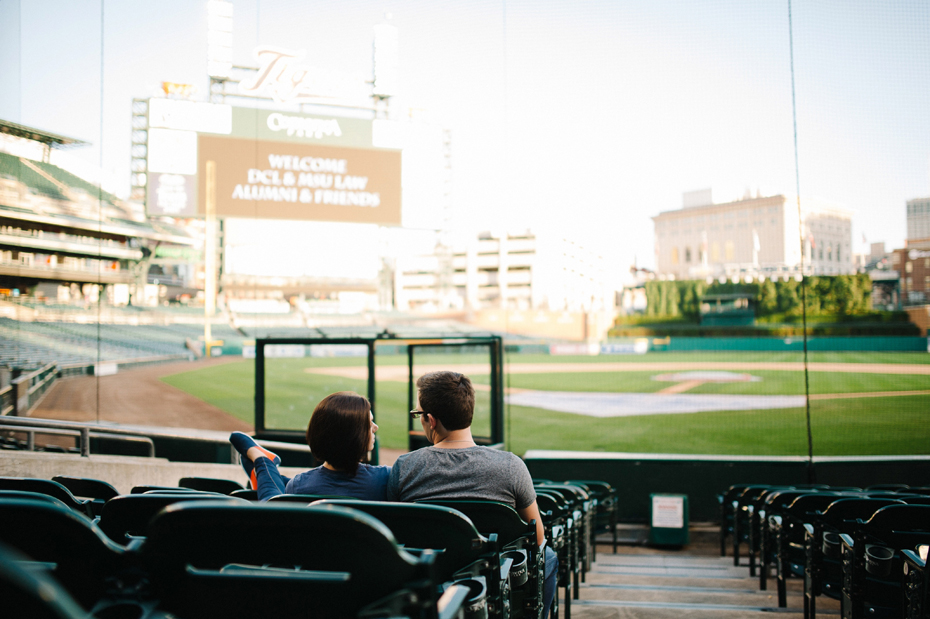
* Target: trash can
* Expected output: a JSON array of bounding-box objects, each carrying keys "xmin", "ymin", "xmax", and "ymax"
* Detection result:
[{"xmin": 649, "ymin": 493, "xmax": 689, "ymax": 546}]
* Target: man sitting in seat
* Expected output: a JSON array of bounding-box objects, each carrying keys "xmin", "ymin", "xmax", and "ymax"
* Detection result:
[{"xmin": 387, "ymin": 370, "xmax": 558, "ymax": 619}]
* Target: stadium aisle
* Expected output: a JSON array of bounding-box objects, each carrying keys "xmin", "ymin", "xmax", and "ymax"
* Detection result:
[{"xmin": 575, "ymin": 533, "xmax": 835, "ymax": 618}]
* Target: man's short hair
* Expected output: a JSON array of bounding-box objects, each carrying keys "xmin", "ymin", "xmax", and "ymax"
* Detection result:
[{"xmin": 416, "ymin": 371, "xmax": 475, "ymax": 431}]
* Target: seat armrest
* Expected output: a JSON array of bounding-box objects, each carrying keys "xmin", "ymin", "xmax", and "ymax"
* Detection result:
[
  {"xmin": 437, "ymin": 584, "xmax": 471, "ymax": 619},
  {"xmin": 902, "ymin": 548, "xmax": 926, "ymax": 569}
]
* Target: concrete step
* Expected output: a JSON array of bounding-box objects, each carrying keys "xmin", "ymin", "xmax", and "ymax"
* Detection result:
[{"xmin": 569, "ymin": 542, "xmax": 841, "ymax": 619}]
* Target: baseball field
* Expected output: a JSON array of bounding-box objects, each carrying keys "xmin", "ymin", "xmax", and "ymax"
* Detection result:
[{"xmin": 159, "ymin": 350, "xmax": 930, "ymax": 457}]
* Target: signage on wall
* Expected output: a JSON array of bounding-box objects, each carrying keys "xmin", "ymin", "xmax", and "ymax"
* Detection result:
[{"xmin": 198, "ymin": 134, "xmax": 401, "ymax": 225}]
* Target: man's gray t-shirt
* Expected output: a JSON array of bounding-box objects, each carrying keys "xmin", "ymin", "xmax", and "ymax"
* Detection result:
[{"xmin": 386, "ymin": 445, "xmax": 536, "ymax": 509}]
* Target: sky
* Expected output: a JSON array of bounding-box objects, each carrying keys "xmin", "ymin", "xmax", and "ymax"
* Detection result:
[{"xmin": 1, "ymin": 0, "xmax": 928, "ymax": 281}]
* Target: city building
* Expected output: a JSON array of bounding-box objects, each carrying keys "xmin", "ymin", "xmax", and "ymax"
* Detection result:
[
  {"xmin": 394, "ymin": 230, "xmax": 615, "ymax": 313},
  {"xmin": 892, "ymin": 246, "xmax": 930, "ymax": 306},
  {"xmin": 906, "ymin": 197, "xmax": 930, "ymax": 242},
  {"xmin": 652, "ymin": 190, "xmax": 853, "ymax": 281}
]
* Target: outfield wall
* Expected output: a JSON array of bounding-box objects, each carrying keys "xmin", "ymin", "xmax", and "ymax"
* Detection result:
[
  {"xmin": 650, "ymin": 335, "xmax": 928, "ymax": 352},
  {"xmin": 524, "ymin": 450, "xmax": 930, "ymax": 522}
]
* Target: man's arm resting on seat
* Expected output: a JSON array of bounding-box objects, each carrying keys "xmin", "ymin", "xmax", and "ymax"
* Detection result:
[{"xmin": 518, "ymin": 500, "xmax": 546, "ymax": 546}]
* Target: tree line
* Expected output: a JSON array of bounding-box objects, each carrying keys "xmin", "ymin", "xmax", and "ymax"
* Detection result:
[{"xmin": 640, "ymin": 274, "xmax": 874, "ymax": 321}]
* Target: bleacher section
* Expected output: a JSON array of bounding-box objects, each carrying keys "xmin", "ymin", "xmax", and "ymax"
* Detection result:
[{"xmin": 0, "ymin": 317, "xmax": 195, "ymax": 368}]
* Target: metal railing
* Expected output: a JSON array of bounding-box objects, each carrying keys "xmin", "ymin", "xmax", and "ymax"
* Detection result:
[{"xmin": 0, "ymin": 416, "xmax": 155, "ymax": 457}]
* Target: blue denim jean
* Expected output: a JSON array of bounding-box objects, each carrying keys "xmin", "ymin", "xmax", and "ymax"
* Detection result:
[
  {"xmin": 542, "ymin": 545, "xmax": 558, "ymax": 619},
  {"xmin": 251, "ymin": 456, "xmax": 290, "ymax": 501}
]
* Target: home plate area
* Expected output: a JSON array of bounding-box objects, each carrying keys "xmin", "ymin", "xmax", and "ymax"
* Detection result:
[{"xmin": 505, "ymin": 371, "xmax": 805, "ymax": 417}]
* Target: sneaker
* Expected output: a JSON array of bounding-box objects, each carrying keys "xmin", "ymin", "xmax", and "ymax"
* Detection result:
[{"xmin": 229, "ymin": 432, "xmax": 280, "ymax": 483}]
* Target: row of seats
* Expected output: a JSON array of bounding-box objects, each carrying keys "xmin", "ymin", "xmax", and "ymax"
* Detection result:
[
  {"xmin": 0, "ymin": 474, "xmax": 618, "ymax": 619},
  {"xmin": 718, "ymin": 483, "xmax": 930, "ymax": 619}
]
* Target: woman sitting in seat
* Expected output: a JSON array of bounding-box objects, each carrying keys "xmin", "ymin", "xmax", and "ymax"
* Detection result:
[{"xmin": 230, "ymin": 391, "xmax": 389, "ymax": 501}]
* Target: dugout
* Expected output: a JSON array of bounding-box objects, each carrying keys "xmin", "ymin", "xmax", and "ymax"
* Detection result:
[{"xmin": 252, "ymin": 334, "xmax": 505, "ymax": 465}]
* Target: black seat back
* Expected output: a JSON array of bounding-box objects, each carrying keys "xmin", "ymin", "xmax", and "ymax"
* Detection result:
[
  {"xmin": 0, "ymin": 498, "xmax": 128, "ymax": 608},
  {"xmin": 178, "ymin": 477, "xmax": 243, "ymax": 495},
  {"xmin": 317, "ymin": 499, "xmax": 492, "ymax": 580},
  {"xmin": 143, "ymin": 501, "xmax": 437, "ymax": 618},
  {"xmin": 0, "ymin": 477, "xmax": 92, "ymax": 517},
  {"xmin": 0, "ymin": 542, "xmax": 89, "ymax": 619},
  {"xmin": 99, "ymin": 493, "xmax": 244, "ymax": 544}
]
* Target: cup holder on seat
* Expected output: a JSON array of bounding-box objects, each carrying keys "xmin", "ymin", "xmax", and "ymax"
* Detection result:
[
  {"xmin": 452, "ymin": 576, "xmax": 489, "ymax": 619},
  {"xmin": 503, "ymin": 549, "xmax": 529, "ymax": 587},
  {"xmin": 822, "ymin": 532, "xmax": 841, "ymax": 559},
  {"xmin": 864, "ymin": 545, "xmax": 894, "ymax": 577}
]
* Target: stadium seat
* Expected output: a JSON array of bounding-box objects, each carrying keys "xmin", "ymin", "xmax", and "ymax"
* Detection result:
[
  {"xmin": 803, "ymin": 498, "xmax": 904, "ymax": 619},
  {"xmin": 756, "ymin": 490, "xmax": 841, "ymax": 586},
  {"xmin": 230, "ymin": 488, "xmax": 258, "ymax": 500},
  {"xmin": 265, "ymin": 493, "xmax": 353, "ymax": 503},
  {"xmin": 537, "ymin": 482, "xmax": 594, "ymax": 579},
  {"xmin": 52, "ymin": 476, "xmax": 119, "ymax": 516},
  {"xmin": 0, "ymin": 489, "xmax": 72, "ymax": 509},
  {"xmin": 0, "ymin": 542, "xmax": 89, "ymax": 619},
  {"xmin": 902, "ymin": 544, "xmax": 930, "ymax": 619},
  {"xmin": 99, "ymin": 493, "xmax": 245, "ymax": 545},
  {"xmin": 130, "ymin": 485, "xmax": 203, "ymax": 494},
  {"xmin": 536, "ymin": 491, "xmax": 573, "ymax": 618},
  {"xmin": 0, "ymin": 477, "xmax": 95, "ymax": 518},
  {"xmin": 316, "ymin": 499, "xmax": 511, "ymax": 618},
  {"xmin": 178, "ymin": 476, "xmax": 244, "ymax": 494},
  {"xmin": 767, "ymin": 492, "xmax": 859, "ymax": 606},
  {"xmin": 422, "ymin": 500, "xmax": 545, "ymax": 619},
  {"xmin": 839, "ymin": 504, "xmax": 930, "ymax": 619},
  {"xmin": 0, "ymin": 498, "xmax": 136, "ymax": 610},
  {"xmin": 566, "ymin": 479, "xmax": 618, "ymax": 555},
  {"xmin": 142, "ymin": 501, "xmax": 451, "ymax": 618}
]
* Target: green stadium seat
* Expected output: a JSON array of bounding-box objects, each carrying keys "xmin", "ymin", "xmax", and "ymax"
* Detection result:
[
  {"xmin": 839, "ymin": 504, "xmax": 930, "ymax": 619},
  {"xmin": 230, "ymin": 488, "xmax": 258, "ymax": 500},
  {"xmin": 0, "ymin": 477, "xmax": 95, "ymax": 518},
  {"xmin": 316, "ymin": 499, "xmax": 510, "ymax": 618},
  {"xmin": 803, "ymin": 498, "xmax": 904, "ymax": 619},
  {"xmin": 0, "ymin": 542, "xmax": 89, "ymax": 619},
  {"xmin": 767, "ymin": 492, "xmax": 860, "ymax": 606},
  {"xmin": 566, "ymin": 479, "xmax": 618, "ymax": 555},
  {"xmin": 265, "ymin": 493, "xmax": 353, "ymax": 503},
  {"xmin": 422, "ymin": 499, "xmax": 545, "ymax": 619},
  {"xmin": 130, "ymin": 485, "xmax": 204, "ymax": 494},
  {"xmin": 536, "ymin": 491, "xmax": 572, "ymax": 618},
  {"xmin": 99, "ymin": 493, "xmax": 245, "ymax": 545},
  {"xmin": 0, "ymin": 498, "xmax": 135, "ymax": 610},
  {"xmin": 178, "ymin": 476, "xmax": 244, "ymax": 495},
  {"xmin": 52, "ymin": 476, "xmax": 119, "ymax": 516},
  {"xmin": 142, "ymin": 501, "xmax": 450, "ymax": 618},
  {"xmin": 901, "ymin": 545, "xmax": 930, "ymax": 619}
]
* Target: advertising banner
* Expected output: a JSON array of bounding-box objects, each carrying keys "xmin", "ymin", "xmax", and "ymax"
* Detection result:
[
  {"xmin": 147, "ymin": 172, "xmax": 197, "ymax": 217},
  {"xmin": 197, "ymin": 134, "xmax": 401, "ymax": 224}
]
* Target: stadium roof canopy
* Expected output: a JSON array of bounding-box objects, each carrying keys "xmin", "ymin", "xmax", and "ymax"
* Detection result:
[{"xmin": 0, "ymin": 119, "xmax": 86, "ymax": 148}]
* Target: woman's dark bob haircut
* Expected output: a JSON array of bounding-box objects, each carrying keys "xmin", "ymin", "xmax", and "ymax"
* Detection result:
[{"xmin": 306, "ymin": 391, "xmax": 372, "ymax": 475}]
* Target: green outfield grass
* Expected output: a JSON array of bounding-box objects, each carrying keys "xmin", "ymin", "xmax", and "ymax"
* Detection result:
[{"xmin": 160, "ymin": 350, "xmax": 930, "ymax": 457}]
